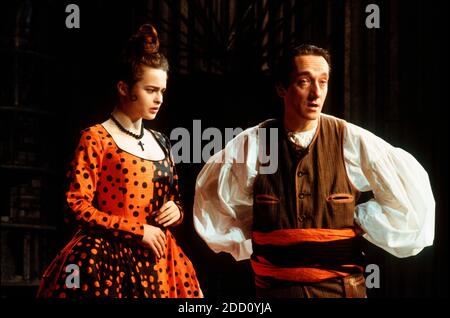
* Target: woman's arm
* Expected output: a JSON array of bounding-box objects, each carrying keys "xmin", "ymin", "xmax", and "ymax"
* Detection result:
[{"xmin": 66, "ymin": 129, "xmax": 145, "ymax": 238}]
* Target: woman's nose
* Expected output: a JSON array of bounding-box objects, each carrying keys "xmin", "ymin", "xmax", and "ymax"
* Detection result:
[{"xmin": 154, "ymin": 92, "xmax": 163, "ymax": 104}]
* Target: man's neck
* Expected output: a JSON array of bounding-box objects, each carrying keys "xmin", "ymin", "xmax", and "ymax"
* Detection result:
[{"xmin": 284, "ymin": 116, "xmax": 319, "ymax": 132}]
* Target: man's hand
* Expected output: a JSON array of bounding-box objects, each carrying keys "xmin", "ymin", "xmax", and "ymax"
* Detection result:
[
  {"xmin": 142, "ymin": 224, "xmax": 166, "ymax": 258},
  {"xmin": 153, "ymin": 200, "xmax": 181, "ymax": 227},
  {"xmin": 354, "ymin": 222, "xmax": 366, "ymax": 236}
]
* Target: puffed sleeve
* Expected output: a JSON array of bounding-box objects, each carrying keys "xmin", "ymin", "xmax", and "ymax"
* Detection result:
[
  {"xmin": 66, "ymin": 129, "xmax": 145, "ymax": 238},
  {"xmin": 344, "ymin": 122, "xmax": 435, "ymax": 257},
  {"xmin": 193, "ymin": 127, "xmax": 261, "ymax": 261}
]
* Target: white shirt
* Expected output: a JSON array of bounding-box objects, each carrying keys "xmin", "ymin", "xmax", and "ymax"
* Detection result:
[{"xmin": 193, "ymin": 114, "xmax": 435, "ymax": 261}]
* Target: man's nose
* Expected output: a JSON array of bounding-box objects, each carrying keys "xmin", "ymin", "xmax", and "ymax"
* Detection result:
[{"xmin": 309, "ymin": 81, "xmax": 321, "ymax": 99}]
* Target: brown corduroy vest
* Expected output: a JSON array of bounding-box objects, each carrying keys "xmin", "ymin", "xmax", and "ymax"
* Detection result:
[{"xmin": 253, "ymin": 115, "xmax": 360, "ymax": 232}]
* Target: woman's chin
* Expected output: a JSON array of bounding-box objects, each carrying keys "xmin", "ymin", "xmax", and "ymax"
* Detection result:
[{"xmin": 143, "ymin": 114, "xmax": 157, "ymax": 120}]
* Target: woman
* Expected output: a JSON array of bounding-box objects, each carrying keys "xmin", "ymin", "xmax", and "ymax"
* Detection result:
[{"xmin": 37, "ymin": 24, "xmax": 203, "ymax": 298}]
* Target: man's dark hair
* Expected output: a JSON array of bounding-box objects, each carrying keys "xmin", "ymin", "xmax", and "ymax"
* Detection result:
[{"xmin": 274, "ymin": 44, "xmax": 331, "ymax": 88}]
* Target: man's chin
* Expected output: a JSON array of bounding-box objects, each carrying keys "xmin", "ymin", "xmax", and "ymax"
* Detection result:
[{"xmin": 304, "ymin": 112, "xmax": 320, "ymax": 120}]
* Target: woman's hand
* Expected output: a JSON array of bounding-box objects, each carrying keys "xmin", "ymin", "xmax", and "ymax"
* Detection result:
[
  {"xmin": 153, "ymin": 200, "xmax": 181, "ymax": 227},
  {"xmin": 142, "ymin": 224, "xmax": 166, "ymax": 258}
]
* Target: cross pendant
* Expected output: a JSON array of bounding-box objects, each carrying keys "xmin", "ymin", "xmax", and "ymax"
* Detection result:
[{"xmin": 138, "ymin": 141, "xmax": 144, "ymax": 151}]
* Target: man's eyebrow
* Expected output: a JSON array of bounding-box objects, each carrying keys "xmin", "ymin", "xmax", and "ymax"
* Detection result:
[
  {"xmin": 294, "ymin": 71, "xmax": 329, "ymax": 77},
  {"xmin": 296, "ymin": 71, "xmax": 311, "ymax": 75}
]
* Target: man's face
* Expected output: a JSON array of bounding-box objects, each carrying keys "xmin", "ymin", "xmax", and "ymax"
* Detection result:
[{"xmin": 279, "ymin": 55, "xmax": 329, "ymax": 130}]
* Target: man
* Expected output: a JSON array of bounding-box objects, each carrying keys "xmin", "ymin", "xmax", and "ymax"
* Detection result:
[{"xmin": 193, "ymin": 44, "xmax": 435, "ymax": 297}]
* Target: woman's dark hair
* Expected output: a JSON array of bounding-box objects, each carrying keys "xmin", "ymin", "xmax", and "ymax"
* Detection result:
[
  {"xmin": 118, "ymin": 24, "xmax": 169, "ymax": 88},
  {"xmin": 274, "ymin": 44, "xmax": 331, "ymax": 88}
]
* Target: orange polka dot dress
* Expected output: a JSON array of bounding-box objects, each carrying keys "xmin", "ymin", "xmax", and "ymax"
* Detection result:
[{"xmin": 37, "ymin": 124, "xmax": 203, "ymax": 298}]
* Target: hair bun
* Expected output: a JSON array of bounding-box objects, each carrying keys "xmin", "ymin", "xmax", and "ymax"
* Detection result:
[
  {"xmin": 120, "ymin": 24, "xmax": 168, "ymax": 84},
  {"xmin": 136, "ymin": 24, "xmax": 160, "ymax": 54}
]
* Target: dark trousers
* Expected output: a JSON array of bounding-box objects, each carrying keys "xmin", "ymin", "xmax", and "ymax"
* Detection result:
[{"xmin": 255, "ymin": 273, "xmax": 367, "ymax": 298}]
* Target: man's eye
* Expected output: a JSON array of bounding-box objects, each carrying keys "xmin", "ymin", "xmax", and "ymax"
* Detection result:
[{"xmin": 298, "ymin": 79, "xmax": 310, "ymax": 86}]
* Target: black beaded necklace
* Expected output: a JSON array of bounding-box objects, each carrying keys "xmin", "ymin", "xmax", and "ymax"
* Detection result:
[{"xmin": 110, "ymin": 115, "xmax": 145, "ymax": 151}]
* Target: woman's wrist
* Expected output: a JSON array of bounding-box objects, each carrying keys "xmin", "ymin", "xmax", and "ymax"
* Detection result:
[{"xmin": 172, "ymin": 203, "xmax": 184, "ymax": 226}]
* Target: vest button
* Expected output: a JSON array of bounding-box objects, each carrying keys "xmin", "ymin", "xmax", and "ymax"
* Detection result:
[
  {"xmin": 298, "ymin": 214, "xmax": 307, "ymax": 222},
  {"xmin": 297, "ymin": 171, "xmax": 303, "ymax": 177},
  {"xmin": 298, "ymin": 193, "xmax": 305, "ymax": 199}
]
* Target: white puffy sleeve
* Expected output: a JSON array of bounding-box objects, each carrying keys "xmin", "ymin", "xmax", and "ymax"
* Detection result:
[
  {"xmin": 344, "ymin": 122, "xmax": 435, "ymax": 258},
  {"xmin": 193, "ymin": 126, "xmax": 261, "ymax": 261}
]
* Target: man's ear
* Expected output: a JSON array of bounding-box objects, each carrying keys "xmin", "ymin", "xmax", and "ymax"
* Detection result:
[
  {"xmin": 276, "ymin": 84, "xmax": 286, "ymax": 98},
  {"xmin": 117, "ymin": 81, "xmax": 129, "ymax": 97}
]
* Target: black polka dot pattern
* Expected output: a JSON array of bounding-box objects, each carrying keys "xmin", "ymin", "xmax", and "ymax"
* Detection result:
[{"xmin": 38, "ymin": 124, "xmax": 202, "ymax": 298}]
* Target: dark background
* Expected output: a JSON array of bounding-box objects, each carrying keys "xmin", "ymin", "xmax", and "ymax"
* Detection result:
[{"xmin": 0, "ymin": 0, "xmax": 448, "ymax": 299}]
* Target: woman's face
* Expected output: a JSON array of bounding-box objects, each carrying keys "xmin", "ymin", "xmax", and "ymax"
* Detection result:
[{"xmin": 120, "ymin": 66, "xmax": 167, "ymax": 121}]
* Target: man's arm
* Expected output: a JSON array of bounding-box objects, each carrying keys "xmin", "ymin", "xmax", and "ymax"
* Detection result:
[
  {"xmin": 343, "ymin": 122, "xmax": 435, "ymax": 258},
  {"xmin": 193, "ymin": 126, "xmax": 260, "ymax": 261}
]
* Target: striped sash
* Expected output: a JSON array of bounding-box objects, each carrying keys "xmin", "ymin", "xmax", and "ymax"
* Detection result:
[{"xmin": 251, "ymin": 228, "xmax": 364, "ymax": 287}]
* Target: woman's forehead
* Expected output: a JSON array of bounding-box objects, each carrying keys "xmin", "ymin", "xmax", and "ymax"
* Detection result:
[{"xmin": 139, "ymin": 66, "xmax": 167, "ymax": 85}]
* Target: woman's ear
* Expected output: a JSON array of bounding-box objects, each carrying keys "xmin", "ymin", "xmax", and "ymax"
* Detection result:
[
  {"xmin": 117, "ymin": 81, "xmax": 129, "ymax": 97},
  {"xmin": 276, "ymin": 84, "xmax": 286, "ymax": 98}
]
